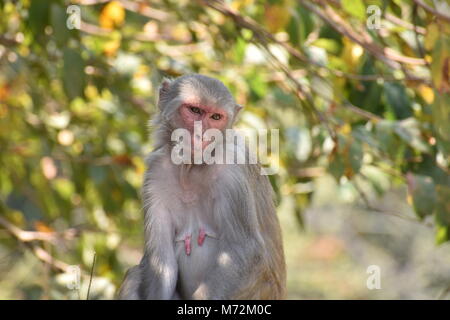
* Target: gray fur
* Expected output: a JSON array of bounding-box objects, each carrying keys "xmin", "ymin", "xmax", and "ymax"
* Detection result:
[{"xmin": 118, "ymin": 74, "xmax": 286, "ymax": 300}]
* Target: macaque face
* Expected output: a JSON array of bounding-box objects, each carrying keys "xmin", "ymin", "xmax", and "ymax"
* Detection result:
[
  {"xmin": 159, "ymin": 74, "xmax": 240, "ymax": 151},
  {"xmin": 178, "ymin": 102, "xmax": 229, "ymax": 149},
  {"xmin": 179, "ymin": 103, "xmax": 228, "ymax": 131}
]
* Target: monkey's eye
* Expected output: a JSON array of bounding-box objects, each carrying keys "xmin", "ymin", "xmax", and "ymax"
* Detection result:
[
  {"xmin": 190, "ymin": 106, "xmax": 202, "ymax": 114},
  {"xmin": 211, "ymin": 113, "xmax": 222, "ymax": 120}
]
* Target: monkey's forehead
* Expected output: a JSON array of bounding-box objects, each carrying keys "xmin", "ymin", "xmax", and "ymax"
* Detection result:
[{"xmin": 178, "ymin": 78, "xmax": 235, "ymax": 110}]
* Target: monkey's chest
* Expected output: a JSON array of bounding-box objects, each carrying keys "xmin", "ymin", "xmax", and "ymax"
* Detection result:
[{"xmin": 173, "ymin": 206, "xmax": 220, "ymax": 298}]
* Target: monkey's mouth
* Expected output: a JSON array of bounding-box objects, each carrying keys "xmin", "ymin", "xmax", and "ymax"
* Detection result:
[{"xmin": 191, "ymin": 132, "xmax": 214, "ymax": 150}]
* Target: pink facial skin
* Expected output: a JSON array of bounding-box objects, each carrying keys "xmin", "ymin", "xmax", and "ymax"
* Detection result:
[{"xmin": 179, "ymin": 103, "xmax": 228, "ymax": 149}]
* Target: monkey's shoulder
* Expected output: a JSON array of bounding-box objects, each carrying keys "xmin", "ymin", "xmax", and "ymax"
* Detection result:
[{"xmin": 144, "ymin": 147, "xmax": 170, "ymax": 166}]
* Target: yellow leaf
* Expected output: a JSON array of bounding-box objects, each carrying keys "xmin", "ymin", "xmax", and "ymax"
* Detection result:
[
  {"xmin": 100, "ymin": 1, "xmax": 125, "ymax": 30},
  {"xmin": 425, "ymin": 23, "xmax": 439, "ymax": 51},
  {"xmin": 264, "ymin": 4, "xmax": 291, "ymax": 33},
  {"xmin": 132, "ymin": 156, "xmax": 145, "ymax": 175},
  {"xmin": 339, "ymin": 123, "xmax": 352, "ymax": 135},
  {"xmin": 417, "ymin": 85, "xmax": 435, "ymax": 104},
  {"xmin": 0, "ymin": 83, "xmax": 9, "ymax": 101},
  {"xmin": 407, "ymin": 194, "xmax": 413, "ymax": 205},
  {"xmin": 341, "ymin": 37, "xmax": 362, "ymax": 71},
  {"xmin": 103, "ymin": 39, "xmax": 120, "ymax": 56},
  {"xmin": 34, "ymin": 221, "xmax": 54, "ymax": 233},
  {"xmin": 230, "ymin": 0, "xmax": 254, "ymax": 11},
  {"xmin": 84, "ymin": 85, "xmax": 99, "ymax": 100},
  {"xmin": 170, "ymin": 24, "xmax": 191, "ymax": 42},
  {"xmin": 431, "ymin": 36, "xmax": 450, "ymax": 93}
]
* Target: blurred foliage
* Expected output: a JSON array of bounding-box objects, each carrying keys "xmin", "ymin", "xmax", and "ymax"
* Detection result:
[{"xmin": 0, "ymin": 0, "xmax": 449, "ymax": 299}]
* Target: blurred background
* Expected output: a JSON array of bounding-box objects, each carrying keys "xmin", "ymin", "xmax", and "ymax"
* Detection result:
[{"xmin": 0, "ymin": 0, "xmax": 449, "ymax": 299}]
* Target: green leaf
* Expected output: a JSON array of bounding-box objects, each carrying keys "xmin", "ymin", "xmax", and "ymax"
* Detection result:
[
  {"xmin": 52, "ymin": 178, "xmax": 75, "ymax": 200},
  {"xmin": 328, "ymin": 154, "xmax": 345, "ymax": 181},
  {"xmin": 288, "ymin": 5, "xmax": 314, "ymax": 46},
  {"xmin": 432, "ymin": 91, "xmax": 450, "ymax": 154},
  {"xmin": 394, "ymin": 118, "xmax": 430, "ymax": 153},
  {"xmin": 248, "ymin": 70, "xmax": 268, "ymax": 100},
  {"xmin": 406, "ymin": 173, "xmax": 437, "ymax": 219},
  {"xmin": 312, "ymin": 39, "xmax": 341, "ymax": 55},
  {"xmin": 51, "ymin": 4, "xmax": 70, "ymax": 46},
  {"xmin": 28, "ymin": 0, "xmax": 50, "ymax": 38},
  {"xmin": 233, "ymin": 37, "xmax": 247, "ymax": 64},
  {"xmin": 435, "ymin": 184, "xmax": 450, "ymax": 244},
  {"xmin": 436, "ymin": 224, "xmax": 449, "ymax": 245},
  {"xmin": 63, "ymin": 48, "xmax": 86, "ymax": 100},
  {"xmin": 342, "ymin": 0, "xmax": 366, "ymax": 21},
  {"xmin": 328, "ymin": 134, "xmax": 363, "ymax": 179},
  {"xmin": 349, "ymin": 138, "xmax": 363, "ymax": 174},
  {"xmin": 89, "ymin": 166, "xmax": 107, "ymax": 185},
  {"xmin": 431, "ymin": 35, "xmax": 450, "ymax": 92},
  {"xmin": 375, "ymin": 120, "xmax": 403, "ymax": 156},
  {"xmin": 435, "ymin": 185, "xmax": 450, "ymax": 225},
  {"xmin": 383, "ymin": 82, "xmax": 413, "ymax": 119}
]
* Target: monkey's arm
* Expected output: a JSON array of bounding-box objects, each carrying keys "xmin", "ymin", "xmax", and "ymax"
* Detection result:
[
  {"xmin": 117, "ymin": 265, "xmax": 141, "ymax": 299},
  {"xmin": 139, "ymin": 203, "xmax": 179, "ymax": 299},
  {"xmin": 118, "ymin": 202, "xmax": 178, "ymax": 300}
]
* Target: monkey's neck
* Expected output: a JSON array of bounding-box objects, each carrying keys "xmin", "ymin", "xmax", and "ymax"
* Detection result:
[
  {"xmin": 154, "ymin": 122, "xmax": 205, "ymax": 189},
  {"xmin": 179, "ymin": 163, "xmax": 193, "ymax": 190}
]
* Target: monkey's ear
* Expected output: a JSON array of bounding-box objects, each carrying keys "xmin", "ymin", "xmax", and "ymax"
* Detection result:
[
  {"xmin": 158, "ymin": 78, "xmax": 172, "ymax": 110},
  {"xmin": 232, "ymin": 104, "xmax": 243, "ymax": 123}
]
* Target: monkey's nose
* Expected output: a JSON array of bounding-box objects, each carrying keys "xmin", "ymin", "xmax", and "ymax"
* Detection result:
[{"xmin": 191, "ymin": 133, "xmax": 212, "ymax": 150}]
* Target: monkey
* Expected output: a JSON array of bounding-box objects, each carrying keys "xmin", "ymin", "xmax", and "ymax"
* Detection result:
[{"xmin": 118, "ymin": 74, "xmax": 286, "ymax": 300}]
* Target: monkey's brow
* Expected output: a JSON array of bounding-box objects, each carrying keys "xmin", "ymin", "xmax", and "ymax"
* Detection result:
[{"xmin": 182, "ymin": 102, "xmax": 225, "ymax": 114}]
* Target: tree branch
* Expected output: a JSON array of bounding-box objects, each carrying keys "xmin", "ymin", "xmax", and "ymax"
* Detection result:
[
  {"xmin": 0, "ymin": 35, "xmax": 20, "ymax": 47},
  {"xmin": 203, "ymin": 0, "xmax": 385, "ymax": 124},
  {"xmin": 414, "ymin": 0, "xmax": 450, "ymax": 23},
  {"xmin": 385, "ymin": 13, "xmax": 426, "ymax": 35},
  {"xmin": 73, "ymin": 0, "xmax": 170, "ymax": 21},
  {"xmin": 300, "ymin": 0, "xmax": 426, "ymax": 68},
  {"xmin": 0, "ymin": 217, "xmax": 85, "ymax": 273},
  {"xmin": 0, "ymin": 217, "xmax": 80, "ymax": 244},
  {"xmin": 203, "ymin": 0, "xmax": 428, "ymax": 83}
]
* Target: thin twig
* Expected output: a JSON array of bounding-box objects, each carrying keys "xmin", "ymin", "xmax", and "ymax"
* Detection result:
[
  {"xmin": 352, "ymin": 178, "xmax": 432, "ymax": 227},
  {"xmin": 257, "ymin": 39, "xmax": 338, "ymax": 137},
  {"xmin": 203, "ymin": 0, "xmax": 383, "ymax": 126},
  {"xmin": 385, "ymin": 13, "xmax": 426, "ymax": 35},
  {"xmin": 412, "ymin": 3, "xmax": 430, "ymax": 68},
  {"xmin": 79, "ymin": 21, "xmax": 110, "ymax": 37},
  {"xmin": 31, "ymin": 244, "xmax": 71, "ymax": 272},
  {"xmin": 203, "ymin": 0, "xmax": 428, "ymax": 85},
  {"xmin": 414, "ymin": 0, "xmax": 450, "ymax": 23},
  {"xmin": 0, "ymin": 35, "xmax": 20, "ymax": 47},
  {"xmin": 86, "ymin": 251, "xmax": 97, "ymax": 300},
  {"xmin": 300, "ymin": 0, "xmax": 426, "ymax": 67},
  {"xmin": 118, "ymin": 0, "xmax": 170, "ymax": 21},
  {"xmin": 74, "ymin": 0, "xmax": 170, "ymax": 21},
  {"xmin": 0, "ymin": 217, "xmax": 80, "ymax": 244},
  {"xmin": 0, "ymin": 216, "xmax": 85, "ymax": 274}
]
